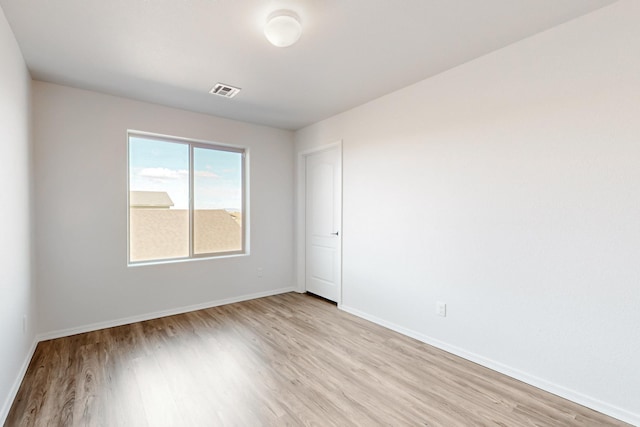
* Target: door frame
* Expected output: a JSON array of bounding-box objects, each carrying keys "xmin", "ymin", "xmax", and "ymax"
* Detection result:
[{"xmin": 296, "ymin": 140, "xmax": 343, "ymax": 305}]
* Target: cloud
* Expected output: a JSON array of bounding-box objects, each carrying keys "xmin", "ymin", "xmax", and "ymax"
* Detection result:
[
  {"xmin": 138, "ymin": 168, "xmax": 185, "ymax": 179},
  {"xmin": 195, "ymin": 170, "xmax": 219, "ymax": 178}
]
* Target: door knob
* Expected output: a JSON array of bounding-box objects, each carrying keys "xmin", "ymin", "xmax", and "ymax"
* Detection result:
[{"xmin": 331, "ymin": 231, "xmax": 339, "ymax": 236}]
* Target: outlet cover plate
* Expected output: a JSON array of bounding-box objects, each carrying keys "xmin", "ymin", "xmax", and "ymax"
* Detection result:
[{"xmin": 436, "ymin": 301, "xmax": 446, "ymax": 317}]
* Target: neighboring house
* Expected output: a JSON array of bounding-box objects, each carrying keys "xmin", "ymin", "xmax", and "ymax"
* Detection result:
[
  {"xmin": 129, "ymin": 208, "xmax": 242, "ymax": 261},
  {"xmin": 193, "ymin": 210, "xmax": 243, "ymax": 254},
  {"xmin": 130, "ymin": 191, "xmax": 174, "ymax": 209}
]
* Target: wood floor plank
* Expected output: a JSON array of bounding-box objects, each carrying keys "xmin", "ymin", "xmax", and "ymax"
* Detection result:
[{"xmin": 4, "ymin": 292, "xmax": 630, "ymax": 426}]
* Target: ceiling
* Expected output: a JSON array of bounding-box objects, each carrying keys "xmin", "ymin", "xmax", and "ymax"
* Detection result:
[{"xmin": 1, "ymin": 0, "xmax": 617, "ymax": 130}]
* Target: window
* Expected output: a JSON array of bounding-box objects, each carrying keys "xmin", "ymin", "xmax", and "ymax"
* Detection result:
[{"xmin": 128, "ymin": 132, "xmax": 246, "ymax": 264}]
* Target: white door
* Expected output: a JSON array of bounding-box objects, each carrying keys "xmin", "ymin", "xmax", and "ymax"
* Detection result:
[{"xmin": 305, "ymin": 146, "xmax": 342, "ymax": 302}]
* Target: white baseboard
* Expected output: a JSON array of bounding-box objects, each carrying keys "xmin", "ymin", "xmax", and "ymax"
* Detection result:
[
  {"xmin": 1, "ymin": 337, "xmax": 38, "ymax": 425},
  {"xmin": 38, "ymin": 287, "xmax": 295, "ymax": 341},
  {"xmin": 339, "ymin": 304, "xmax": 639, "ymax": 427}
]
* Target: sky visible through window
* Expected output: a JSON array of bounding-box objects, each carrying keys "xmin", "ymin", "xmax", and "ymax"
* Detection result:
[{"xmin": 129, "ymin": 136, "xmax": 242, "ymax": 211}]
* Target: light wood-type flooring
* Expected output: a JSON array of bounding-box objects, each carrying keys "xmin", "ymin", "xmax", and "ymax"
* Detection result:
[{"xmin": 5, "ymin": 292, "xmax": 629, "ymax": 426}]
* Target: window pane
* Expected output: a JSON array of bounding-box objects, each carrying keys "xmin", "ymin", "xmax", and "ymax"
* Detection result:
[
  {"xmin": 193, "ymin": 147, "xmax": 243, "ymax": 254},
  {"xmin": 129, "ymin": 137, "xmax": 189, "ymax": 262}
]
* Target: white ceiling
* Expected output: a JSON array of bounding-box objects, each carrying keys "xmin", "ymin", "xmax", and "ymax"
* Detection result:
[{"xmin": 1, "ymin": 0, "xmax": 617, "ymax": 130}]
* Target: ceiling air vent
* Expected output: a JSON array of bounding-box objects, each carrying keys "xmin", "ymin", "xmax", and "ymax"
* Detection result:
[{"xmin": 209, "ymin": 83, "xmax": 241, "ymax": 98}]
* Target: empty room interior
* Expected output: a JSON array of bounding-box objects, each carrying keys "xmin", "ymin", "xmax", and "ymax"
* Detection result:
[{"xmin": 1, "ymin": 0, "xmax": 639, "ymax": 425}]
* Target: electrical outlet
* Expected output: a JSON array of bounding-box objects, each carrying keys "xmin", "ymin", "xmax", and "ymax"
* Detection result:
[
  {"xmin": 436, "ymin": 301, "xmax": 447, "ymax": 317},
  {"xmin": 257, "ymin": 267, "xmax": 263, "ymax": 278},
  {"xmin": 22, "ymin": 315, "xmax": 27, "ymax": 334}
]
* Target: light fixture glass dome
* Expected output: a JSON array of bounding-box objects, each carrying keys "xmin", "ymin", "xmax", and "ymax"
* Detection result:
[{"xmin": 264, "ymin": 10, "xmax": 302, "ymax": 47}]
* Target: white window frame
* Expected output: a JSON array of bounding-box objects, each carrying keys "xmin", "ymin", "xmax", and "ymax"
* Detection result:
[{"xmin": 127, "ymin": 130, "xmax": 248, "ymax": 265}]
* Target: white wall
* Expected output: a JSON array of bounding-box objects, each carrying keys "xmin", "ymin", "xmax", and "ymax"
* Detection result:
[
  {"xmin": 0, "ymin": 6, "xmax": 36, "ymax": 423},
  {"xmin": 295, "ymin": 1, "xmax": 640, "ymax": 424},
  {"xmin": 34, "ymin": 82, "xmax": 294, "ymax": 335}
]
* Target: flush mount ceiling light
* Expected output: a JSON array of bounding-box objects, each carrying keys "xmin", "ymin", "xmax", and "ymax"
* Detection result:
[{"xmin": 264, "ymin": 10, "xmax": 302, "ymax": 47}]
